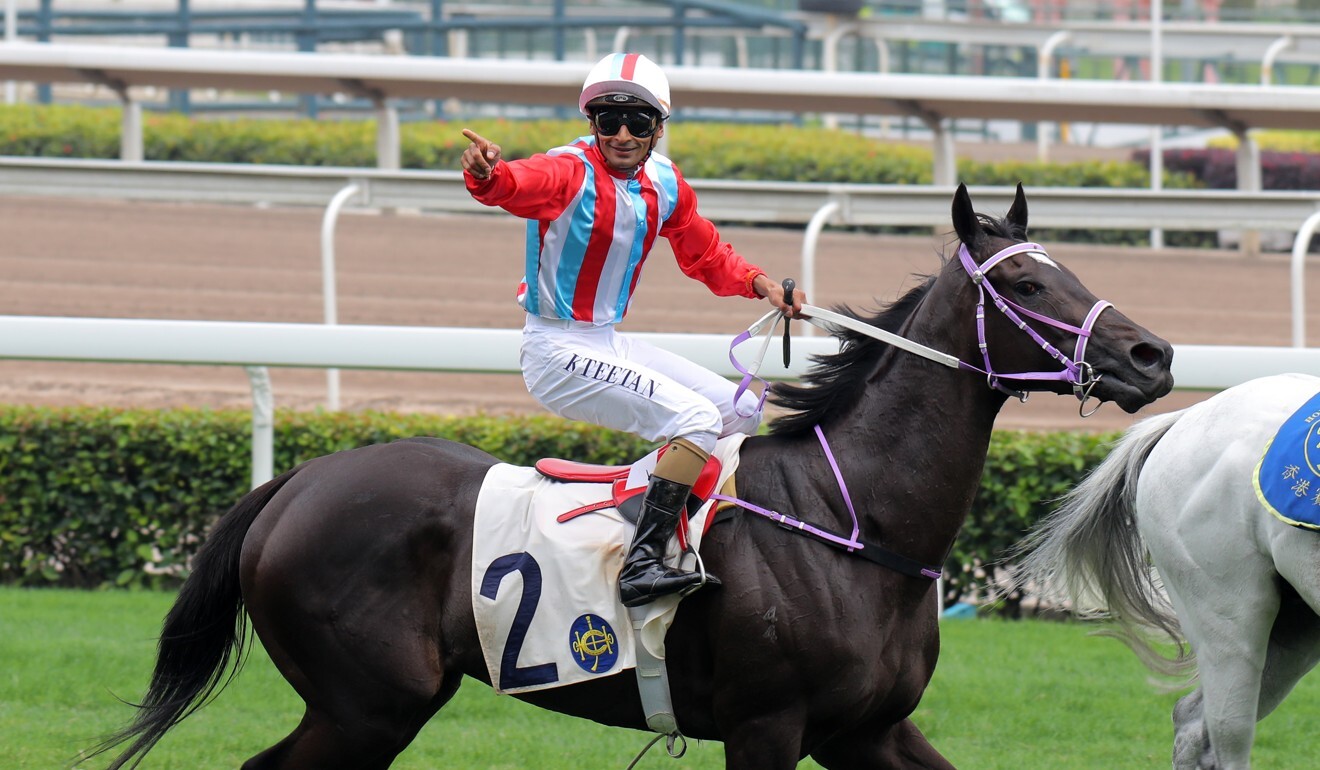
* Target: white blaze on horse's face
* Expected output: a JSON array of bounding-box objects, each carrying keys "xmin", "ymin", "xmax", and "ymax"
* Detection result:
[{"xmin": 1024, "ymin": 250, "xmax": 1062, "ymax": 271}]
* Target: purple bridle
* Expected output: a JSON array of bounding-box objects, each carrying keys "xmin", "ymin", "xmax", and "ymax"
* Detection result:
[
  {"xmin": 716, "ymin": 240, "xmax": 1120, "ymax": 580},
  {"xmin": 956, "ymin": 241, "xmax": 1112, "ymax": 407},
  {"xmin": 729, "ymin": 240, "xmax": 1116, "ymax": 418}
]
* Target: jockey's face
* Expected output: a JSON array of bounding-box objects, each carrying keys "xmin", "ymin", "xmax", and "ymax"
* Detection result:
[
  {"xmin": 596, "ymin": 124, "xmax": 662, "ymax": 173},
  {"xmin": 589, "ymin": 107, "xmax": 664, "ymax": 173}
]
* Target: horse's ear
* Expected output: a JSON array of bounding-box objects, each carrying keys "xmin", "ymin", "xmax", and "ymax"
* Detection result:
[
  {"xmin": 1006, "ymin": 182, "xmax": 1029, "ymax": 232},
  {"xmin": 951, "ymin": 182, "xmax": 982, "ymax": 249}
]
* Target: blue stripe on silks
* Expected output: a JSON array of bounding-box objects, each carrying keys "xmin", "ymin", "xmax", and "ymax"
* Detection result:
[
  {"xmin": 614, "ymin": 178, "xmax": 648, "ymax": 319},
  {"xmin": 554, "ymin": 160, "xmax": 596, "ymax": 319},
  {"xmin": 652, "ymin": 157, "xmax": 679, "ymax": 224},
  {"xmin": 522, "ymin": 220, "xmax": 541, "ymax": 315}
]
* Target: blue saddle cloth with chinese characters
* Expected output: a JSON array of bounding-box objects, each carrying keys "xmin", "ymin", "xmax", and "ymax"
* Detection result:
[{"xmin": 1254, "ymin": 389, "xmax": 1320, "ymax": 531}]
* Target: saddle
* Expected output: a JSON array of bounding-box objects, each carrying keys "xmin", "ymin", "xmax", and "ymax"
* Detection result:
[{"xmin": 535, "ymin": 448, "xmax": 724, "ymax": 548}]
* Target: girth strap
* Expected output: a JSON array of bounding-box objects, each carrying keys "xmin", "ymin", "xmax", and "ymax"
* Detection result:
[
  {"xmin": 707, "ymin": 506, "xmax": 941, "ymax": 580},
  {"xmin": 708, "ymin": 424, "xmax": 942, "ymax": 581},
  {"xmin": 838, "ymin": 534, "xmax": 943, "ymax": 579}
]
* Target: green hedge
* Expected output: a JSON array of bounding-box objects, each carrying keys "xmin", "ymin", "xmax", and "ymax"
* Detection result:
[
  {"xmin": 0, "ymin": 104, "xmax": 1216, "ymax": 246},
  {"xmin": 0, "ymin": 405, "xmax": 1113, "ymax": 605},
  {"xmin": 948, "ymin": 430, "xmax": 1115, "ymax": 614},
  {"xmin": 0, "ymin": 104, "xmax": 1197, "ymax": 190},
  {"xmin": 0, "ymin": 406, "xmax": 650, "ymax": 589}
]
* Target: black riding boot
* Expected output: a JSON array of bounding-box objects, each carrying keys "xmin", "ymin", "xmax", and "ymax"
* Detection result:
[{"xmin": 618, "ymin": 476, "xmax": 720, "ymax": 607}]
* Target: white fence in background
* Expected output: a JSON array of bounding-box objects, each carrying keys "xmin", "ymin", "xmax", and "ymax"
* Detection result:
[
  {"xmin": 7, "ymin": 156, "xmax": 1320, "ymax": 232},
  {"xmin": 1, "ymin": 314, "xmax": 1317, "ymax": 487},
  {"xmin": 2, "ymin": 162, "xmax": 1318, "ymax": 485},
  {"xmin": 1, "ymin": 42, "xmax": 1318, "ymax": 188},
  {"xmin": 4, "ymin": 156, "xmax": 1319, "ymax": 345}
]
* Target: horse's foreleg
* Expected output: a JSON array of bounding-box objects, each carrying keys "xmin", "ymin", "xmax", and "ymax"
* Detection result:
[{"xmin": 810, "ymin": 717, "xmax": 955, "ymax": 770}]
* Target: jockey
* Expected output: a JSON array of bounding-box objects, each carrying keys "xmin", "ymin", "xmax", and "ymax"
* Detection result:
[{"xmin": 461, "ymin": 52, "xmax": 804, "ymax": 607}]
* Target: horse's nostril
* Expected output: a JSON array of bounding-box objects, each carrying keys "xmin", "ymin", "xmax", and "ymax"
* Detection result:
[{"xmin": 1132, "ymin": 342, "xmax": 1168, "ymax": 369}]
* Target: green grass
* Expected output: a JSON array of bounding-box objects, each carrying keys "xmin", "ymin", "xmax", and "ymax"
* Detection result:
[{"xmin": 4, "ymin": 588, "xmax": 1318, "ymax": 769}]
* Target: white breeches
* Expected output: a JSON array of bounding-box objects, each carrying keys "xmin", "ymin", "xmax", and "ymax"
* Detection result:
[{"xmin": 521, "ymin": 315, "xmax": 762, "ymax": 454}]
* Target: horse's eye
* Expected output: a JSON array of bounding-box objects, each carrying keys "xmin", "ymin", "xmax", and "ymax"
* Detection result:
[{"xmin": 1014, "ymin": 281, "xmax": 1040, "ymax": 297}]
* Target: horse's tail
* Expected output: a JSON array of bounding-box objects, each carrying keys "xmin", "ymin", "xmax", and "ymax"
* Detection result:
[
  {"xmin": 89, "ymin": 466, "xmax": 302, "ymax": 770},
  {"xmin": 1011, "ymin": 410, "xmax": 1195, "ymax": 680}
]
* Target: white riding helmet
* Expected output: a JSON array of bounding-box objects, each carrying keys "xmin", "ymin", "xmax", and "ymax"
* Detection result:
[{"xmin": 578, "ymin": 53, "xmax": 671, "ymax": 119}]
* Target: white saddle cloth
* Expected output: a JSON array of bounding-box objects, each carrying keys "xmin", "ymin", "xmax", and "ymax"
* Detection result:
[{"xmin": 470, "ymin": 434, "xmax": 745, "ymax": 695}]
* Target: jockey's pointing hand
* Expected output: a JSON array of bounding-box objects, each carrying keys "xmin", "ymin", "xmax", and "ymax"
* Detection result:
[{"xmin": 461, "ymin": 129, "xmax": 502, "ymax": 180}]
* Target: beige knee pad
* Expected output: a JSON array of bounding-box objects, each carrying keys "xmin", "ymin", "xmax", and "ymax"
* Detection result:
[{"xmin": 651, "ymin": 436, "xmax": 710, "ymax": 488}]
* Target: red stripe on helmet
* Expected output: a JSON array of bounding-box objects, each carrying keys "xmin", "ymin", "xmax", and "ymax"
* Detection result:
[{"xmin": 620, "ymin": 53, "xmax": 640, "ymax": 81}]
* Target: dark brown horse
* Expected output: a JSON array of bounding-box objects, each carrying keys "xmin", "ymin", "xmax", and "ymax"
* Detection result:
[{"xmin": 94, "ymin": 184, "xmax": 1173, "ymax": 769}]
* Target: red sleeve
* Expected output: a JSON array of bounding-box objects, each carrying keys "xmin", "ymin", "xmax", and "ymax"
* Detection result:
[
  {"xmin": 661, "ymin": 167, "xmax": 765, "ymax": 299},
  {"xmin": 464, "ymin": 152, "xmax": 584, "ymax": 220}
]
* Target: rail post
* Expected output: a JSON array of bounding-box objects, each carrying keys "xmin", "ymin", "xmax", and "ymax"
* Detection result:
[
  {"xmin": 245, "ymin": 366, "xmax": 275, "ymax": 488},
  {"xmin": 321, "ymin": 182, "xmax": 365, "ymax": 410},
  {"xmin": 801, "ymin": 198, "xmax": 844, "ymax": 336},
  {"xmin": 1290, "ymin": 210, "xmax": 1320, "ymax": 348},
  {"xmin": 3, "ymin": 0, "xmax": 16, "ymax": 105}
]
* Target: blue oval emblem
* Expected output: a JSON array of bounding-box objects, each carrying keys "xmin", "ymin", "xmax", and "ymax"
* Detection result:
[{"xmin": 568, "ymin": 614, "xmax": 618, "ymax": 674}]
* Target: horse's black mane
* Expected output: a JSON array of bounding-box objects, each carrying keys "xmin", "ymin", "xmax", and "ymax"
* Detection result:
[
  {"xmin": 766, "ymin": 277, "xmax": 934, "ymax": 435},
  {"xmin": 768, "ymin": 214, "xmax": 1024, "ymax": 436}
]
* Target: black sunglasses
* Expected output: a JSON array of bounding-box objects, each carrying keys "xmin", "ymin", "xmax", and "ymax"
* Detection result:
[{"xmin": 590, "ymin": 108, "xmax": 661, "ymax": 139}]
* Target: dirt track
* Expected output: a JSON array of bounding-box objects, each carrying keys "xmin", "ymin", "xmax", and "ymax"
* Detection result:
[{"xmin": 2, "ymin": 194, "xmax": 1315, "ymax": 434}]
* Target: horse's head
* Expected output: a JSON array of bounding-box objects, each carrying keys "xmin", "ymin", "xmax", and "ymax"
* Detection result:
[{"xmin": 951, "ymin": 183, "xmax": 1174, "ymax": 414}]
